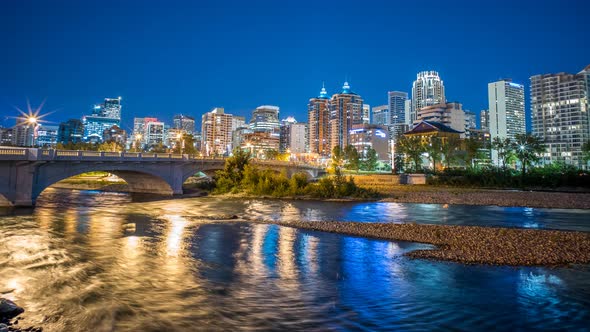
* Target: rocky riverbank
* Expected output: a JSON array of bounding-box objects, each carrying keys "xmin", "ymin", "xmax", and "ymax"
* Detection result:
[
  {"xmin": 0, "ymin": 298, "xmax": 40, "ymax": 332},
  {"xmin": 380, "ymin": 186, "xmax": 590, "ymax": 209},
  {"xmin": 238, "ymin": 219, "xmax": 590, "ymax": 266}
]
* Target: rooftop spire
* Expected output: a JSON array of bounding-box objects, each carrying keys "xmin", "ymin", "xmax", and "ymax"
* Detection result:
[
  {"xmin": 318, "ymin": 82, "xmax": 328, "ymax": 98},
  {"xmin": 342, "ymin": 81, "xmax": 351, "ymax": 93}
]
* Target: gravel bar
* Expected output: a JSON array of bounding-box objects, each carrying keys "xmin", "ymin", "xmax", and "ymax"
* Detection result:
[{"xmin": 244, "ymin": 219, "xmax": 590, "ymax": 266}]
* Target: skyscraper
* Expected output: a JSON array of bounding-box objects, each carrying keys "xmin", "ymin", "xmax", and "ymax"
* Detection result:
[
  {"xmin": 488, "ymin": 79, "xmax": 525, "ymax": 142},
  {"xmin": 371, "ymin": 105, "xmax": 390, "ymax": 126},
  {"xmin": 58, "ymin": 119, "xmax": 84, "ymax": 145},
  {"xmin": 101, "ymin": 97, "xmax": 122, "ymax": 119},
  {"xmin": 83, "ymin": 97, "xmax": 122, "ymax": 143},
  {"xmin": 132, "ymin": 117, "xmax": 159, "ymax": 148},
  {"xmin": 201, "ymin": 107, "xmax": 234, "ymax": 156},
  {"xmin": 388, "ymin": 91, "xmax": 408, "ymax": 126},
  {"xmin": 36, "ymin": 125, "xmax": 59, "ymax": 147},
  {"xmin": 411, "ymin": 71, "xmax": 446, "ymax": 124},
  {"xmin": 250, "ymin": 106, "xmax": 280, "ymax": 133},
  {"xmin": 530, "ymin": 65, "xmax": 590, "ymax": 167},
  {"xmin": 362, "ymin": 104, "xmax": 371, "ymax": 124},
  {"xmin": 280, "ymin": 117, "xmax": 307, "ymax": 154},
  {"xmin": 308, "ymin": 85, "xmax": 331, "ymax": 157},
  {"xmin": 480, "ymin": 110, "xmax": 489, "ymax": 130},
  {"xmin": 173, "ymin": 114, "xmax": 195, "ymax": 135},
  {"xmin": 329, "ymin": 81, "xmax": 364, "ymax": 152}
]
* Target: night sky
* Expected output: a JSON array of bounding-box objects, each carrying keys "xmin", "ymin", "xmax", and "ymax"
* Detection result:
[{"xmin": 1, "ymin": 0, "xmax": 588, "ymax": 132}]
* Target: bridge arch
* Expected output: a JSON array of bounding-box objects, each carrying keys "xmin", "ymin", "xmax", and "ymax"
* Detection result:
[{"xmin": 32, "ymin": 163, "xmax": 178, "ymax": 203}]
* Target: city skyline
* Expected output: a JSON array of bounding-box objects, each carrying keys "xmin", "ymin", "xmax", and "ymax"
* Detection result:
[{"xmin": 2, "ymin": 0, "xmax": 589, "ymax": 130}]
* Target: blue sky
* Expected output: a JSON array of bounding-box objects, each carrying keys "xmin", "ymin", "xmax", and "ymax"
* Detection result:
[{"xmin": 1, "ymin": 0, "xmax": 588, "ymax": 132}]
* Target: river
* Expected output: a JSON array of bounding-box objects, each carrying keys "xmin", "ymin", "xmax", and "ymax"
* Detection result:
[{"xmin": 1, "ymin": 188, "xmax": 589, "ymax": 331}]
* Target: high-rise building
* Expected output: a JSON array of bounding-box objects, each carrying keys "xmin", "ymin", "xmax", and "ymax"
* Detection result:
[
  {"xmin": 480, "ymin": 110, "xmax": 489, "ymax": 130},
  {"xmin": 58, "ymin": 119, "xmax": 84, "ymax": 145},
  {"xmin": 100, "ymin": 97, "xmax": 122, "ymax": 120},
  {"xmin": 329, "ymin": 81, "xmax": 364, "ymax": 152},
  {"xmin": 411, "ymin": 71, "xmax": 446, "ymax": 124},
  {"xmin": 173, "ymin": 114, "xmax": 195, "ymax": 135},
  {"xmin": 488, "ymin": 79, "xmax": 526, "ymax": 142},
  {"xmin": 0, "ymin": 127, "xmax": 13, "ymax": 146},
  {"xmin": 201, "ymin": 107, "xmax": 234, "ymax": 156},
  {"xmin": 279, "ymin": 117, "xmax": 307, "ymax": 154},
  {"xmin": 308, "ymin": 85, "xmax": 331, "ymax": 157},
  {"xmin": 132, "ymin": 117, "xmax": 159, "ymax": 148},
  {"xmin": 83, "ymin": 115, "xmax": 119, "ymax": 143},
  {"xmin": 279, "ymin": 116, "xmax": 297, "ymax": 153},
  {"xmin": 464, "ymin": 110, "xmax": 477, "ymax": 137},
  {"xmin": 145, "ymin": 121, "xmax": 165, "ymax": 147},
  {"xmin": 530, "ymin": 65, "xmax": 590, "ymax": 167},
  {"xmin": 250, "ymin": 105, "xmax": 280, "ymax": 133},
  {"xmin": 415, "ymin": 102, "xmax": 466, "ymax": 134},
  {"xmin": 83, "ymin": 97, "xmax": 122, "ymax": 142},
  {"xmin": 11, "ymin": 124, "xmax": 34, "ymax": 147},
  {"xmin": 404, "ymin": 100, "xmax": 412, "ymax": 125},
  {"xmin": 248, "ymin": 106, "xmax": 280, "ymax": 152},
  {"xmin": 362, "ymin": 104, "xmax": 371, "ymax": 124},
  {"xmin": 36, "ymin": 125, "xmax": 59, "ymax": 147},
  {"xmin": 371, "ymin": 105, "xmax": 390, "ymax": 126},
  {"xmin": 388, "ymin": 91, "xmax": 409, "ymax": 126},
  {"xmin": 232, "ymin": 116, "xmax": 246, "ymax": 132}
]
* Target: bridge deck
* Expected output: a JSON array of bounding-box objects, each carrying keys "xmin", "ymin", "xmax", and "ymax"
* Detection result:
[{"xmin": 0, "ymin": 147, "xmax": 323, "ymax": 169}]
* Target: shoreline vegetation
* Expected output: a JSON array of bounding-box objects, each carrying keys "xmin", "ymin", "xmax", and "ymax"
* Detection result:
[
  {"xmin": 234, "ymin": 218, "xmax": 590, "ymax": 266},
  {"xmin": 46, "ymin": 174, "xmax": 590, "ymax": 210}
]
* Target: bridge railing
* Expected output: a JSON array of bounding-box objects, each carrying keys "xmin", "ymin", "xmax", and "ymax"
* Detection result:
[{"xmin": 0, "ymin": 147, "xmax": 325, "ymax": 171}]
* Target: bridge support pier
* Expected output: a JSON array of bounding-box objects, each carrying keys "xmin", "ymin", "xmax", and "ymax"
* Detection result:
[{"xmin": 0, "ymin": 161, "xmax": 35, "ymax": 207}]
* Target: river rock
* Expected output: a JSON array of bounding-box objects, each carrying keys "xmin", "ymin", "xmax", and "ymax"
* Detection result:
[{"xmin": 0, "ymin": 298, "xmax": 24, "ymax": 320}]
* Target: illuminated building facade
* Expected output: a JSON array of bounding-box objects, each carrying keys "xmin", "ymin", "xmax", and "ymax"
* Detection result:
[
  {"xmin": 531, "ymin": 66, "xmax": 590, "ymax": 167},
  {"xmin": 308, "ymin": 85, "xmax": 331, "ymax": 156},
  {"xmin": 411, "ymin": 71, "xmax": 446, "ymax": 124},
  {"xmin": 329, "ymin": 81, "xmax": 364, "ymax": 152}
]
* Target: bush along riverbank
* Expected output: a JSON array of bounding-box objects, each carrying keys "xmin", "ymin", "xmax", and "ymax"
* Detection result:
[{"xmin": 205, "ymin": 149, "xmax": 379, "ymax": 199}]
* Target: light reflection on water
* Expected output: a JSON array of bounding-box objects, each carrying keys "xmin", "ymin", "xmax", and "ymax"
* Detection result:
[{"xmin": 0, "ymin": 188, "xmax": 588, "ymax": 331}]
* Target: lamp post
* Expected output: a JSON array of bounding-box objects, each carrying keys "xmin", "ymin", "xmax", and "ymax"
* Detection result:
[{"xmin": 26, "ymin": 116, "xmax": 38, "ymax": 147}]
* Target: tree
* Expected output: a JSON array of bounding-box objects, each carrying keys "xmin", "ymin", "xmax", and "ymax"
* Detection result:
[
  {"xmin": 330, "ymin": 145, "xmax": 346, "ymax": 185},
  {"xmin": 171, "ymin": 133, "xmax": 197, "ymax": 155},
  {"xmin": 440, "ymin": 136, "xmax": 461, "ymax": 169},
  {"xmin": 264, "ymin": 149, "xmax": 279, "ymax": 160},
  {"xmin": 491, "ymin": 137, "xmax": 514, "ymax": 169},
  {"xmin": 149, "ymin": 142, "xmax": 167, "ymax": 153},
  {"xmin": 397, "ymin": 136, "xmax": 426, "ymax": 172},
  {"xmin": 362, "ymin": 147, "xmax": 379, "ymax": 172},
  {"xmin": 426, "ymin": 137, "xmax": 443, "ymax": 172},
  {"xmin": 214, "ymin": 148, "xmax": 252, "ymax": 189},
  {"xmin": 97, "ymin": 141, "xmax": 123, "ymax": 152},
  {"xmin": 511, "ymin": 133, "xmax": 545, "ymax": 179},
  {"xmin": 343, "ymin": 145, "xmax": 360, "ymax": 172},
  {"xmin": 462, "ymin": 137, "xmax": 484, "ymax": 169}
]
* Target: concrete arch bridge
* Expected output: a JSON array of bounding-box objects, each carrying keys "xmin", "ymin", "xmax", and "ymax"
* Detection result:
[{"xmin": 0, "ymin": 147, "xmax": 326, "ymax": 207}]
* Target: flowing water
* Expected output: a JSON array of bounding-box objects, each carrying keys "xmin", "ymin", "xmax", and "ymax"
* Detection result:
[{"xmin": 1, "ymin": 188, "xmax": 589, "ymax": 331}]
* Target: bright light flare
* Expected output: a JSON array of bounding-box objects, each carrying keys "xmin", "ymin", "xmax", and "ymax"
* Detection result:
[{"xmin": 12, "ymin": 99, "xmax": 54, "ymax": 127}]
